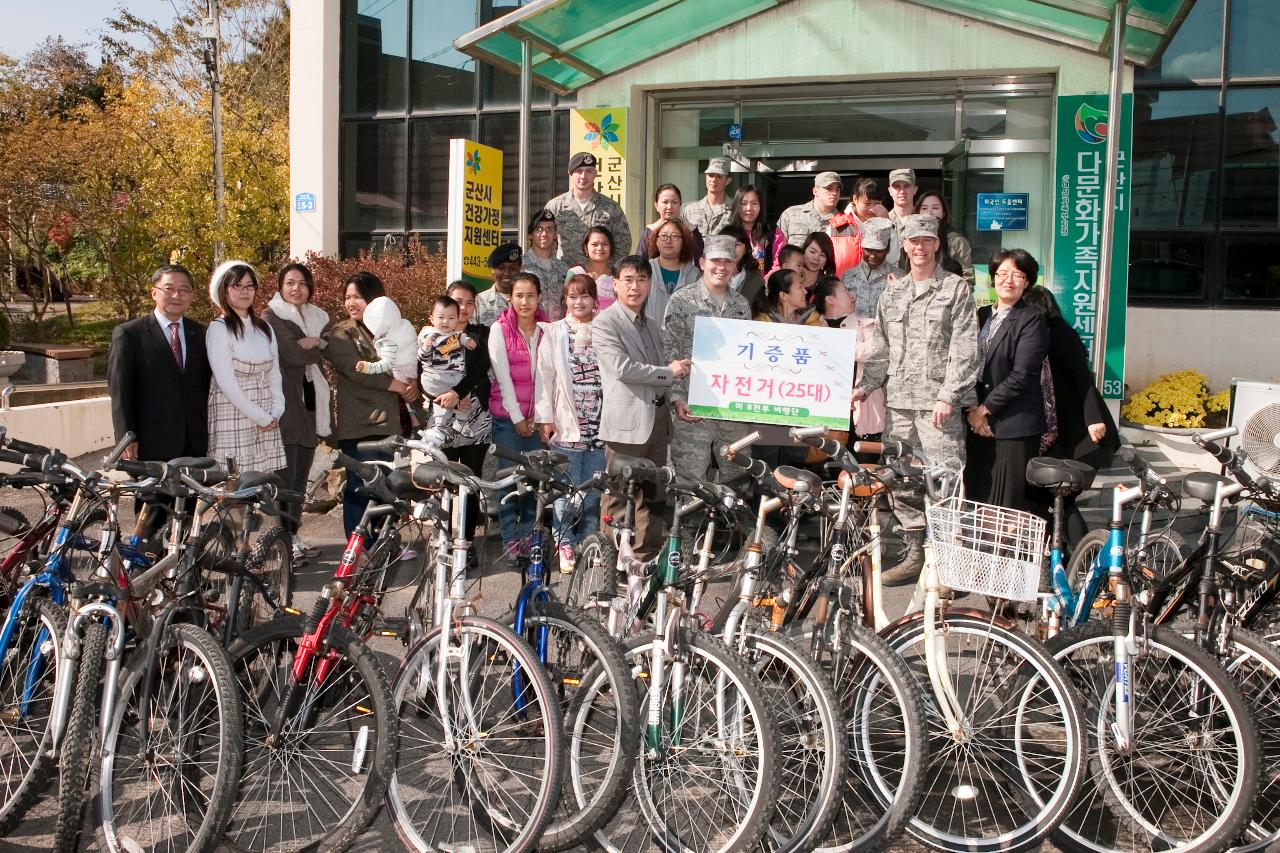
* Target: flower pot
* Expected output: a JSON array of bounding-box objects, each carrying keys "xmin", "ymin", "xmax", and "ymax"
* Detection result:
[
  {"xmin": 1118, "ymin": 418, "xmax": 1219, "ymax": 473},
  {"xmin": 0, "ymin": 351, "xmax": 25, "ymax": 384}
]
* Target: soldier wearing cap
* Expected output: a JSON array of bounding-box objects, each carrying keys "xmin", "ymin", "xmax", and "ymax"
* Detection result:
[
  {"xmin": 660, "ymin": 234, "xmax": 754, "ymax": 484},
  {"xmin": 857, "ymin": 213, "xmax": 979, "ymax": 585},
  {"xmin": 682, "ymin": 157, "xmax": 733, "ymax": 239},
  {"xmin": 840, "ymin": 217, "xmax": 904, "ymax": 319},
  {"xmin": 887, "ymin": 168, "xmax": 918, "ymax": 230},
  {"xmin": 544, "ymin": 152, "xmax": 632, "ymax": 270},
  {"xmin": 522, "ymin": 209, "xmax": 570, "ymax": 321},
  {"xmin": 473, "ymin": 243, "xmax": 523, "ymax": 327},
  {"xmin": 776, "ymin": 171, "xmax": 843, "ymax": 248}
]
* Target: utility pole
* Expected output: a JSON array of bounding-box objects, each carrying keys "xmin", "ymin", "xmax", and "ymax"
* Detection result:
[{"xmin": 202, "ymin": 0, "xmax": 225, "ymax": 265}]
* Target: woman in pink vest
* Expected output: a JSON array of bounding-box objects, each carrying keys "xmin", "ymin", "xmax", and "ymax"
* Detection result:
[{"xmin": 488, "ymin": 271, "xmax": 547, "ymax": 564}]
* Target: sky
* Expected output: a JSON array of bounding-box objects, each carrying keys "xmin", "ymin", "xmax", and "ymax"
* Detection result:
[{"xmin": 0, "ymin": 0, "xmax": 178, "ymax": 61}]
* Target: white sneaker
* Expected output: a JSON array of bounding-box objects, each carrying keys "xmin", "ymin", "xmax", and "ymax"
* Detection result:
[{"xmin": 291, "ymin": 535, "xmax": 320, "ymax": 560}]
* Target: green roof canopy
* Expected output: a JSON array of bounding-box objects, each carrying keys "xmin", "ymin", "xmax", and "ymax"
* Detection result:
[{"xmin": 454, "ymin": 0, "xmax": 1196, "ymax": 94}]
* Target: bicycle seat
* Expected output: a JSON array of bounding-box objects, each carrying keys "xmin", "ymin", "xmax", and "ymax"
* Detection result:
[
  {"xmin": 772, "ymin": 465, "xmax": 823, "ymax": 493},
  {"xmin": 607, "ymin": 454, "xmax": 655, "ymax": 478},
  {"xmin": 837, "ymin": 467, "xmax": 885, "ymax": 496},
  {"xmin": 1183, "ymin": 471, "xmax": 1232, "ymax": 502},
  {"xmin": 239, "ymin": 471, "xmax": 283, "ymax": 491},
  {"xmin": 388, "ymin": 468, "xmax": 433, "ymax": 499},
  {"xmin": 1025, "ymin": 457, "xmax": 1094, "ymax": 492}
]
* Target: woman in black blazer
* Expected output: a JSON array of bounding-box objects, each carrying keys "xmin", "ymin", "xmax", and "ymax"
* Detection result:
[{"xmin": 965, "ymin": 249, "xmax": 1049, "ymax": 515}]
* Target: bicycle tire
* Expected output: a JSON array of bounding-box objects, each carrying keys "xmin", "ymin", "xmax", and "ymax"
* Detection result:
[
  {"xmin": 1046, "ymin": 620, "xmax": 1261, "ymax": 853},
  {"xmin": 1219, "ymin": 627, "xmax": 1280, "ymax": 853},
  {"xmin": 388, "ymin": 613, "xmax": 564, "ymax": 853},
  {"xmin": 591, "ymin": 630, "xmax": 780, "ymax": 853},
  {"xmin": 236, "ymin": 524, "xmax": 294, "ymax": 635},
  {"xmin": 96, "ymin": 622, "xmax": 244, "ymax": 853},
  {"xmin": 566, "ymin": 532, "xmax": 617, "ymax": 623},
  {"xmin": 798, "ymin": 619, "xmax": 929, "ymax": 853},
  {"xmin": 884, "ymin": 611, "xmax": 1086, "ymax": 853},
  {"xmin": 1068, "ymin": 528, "xmax": 1187, "ymax": 601},
  {"xmin": 52, "ymin": 620, "xmax": 105, "ymax": 852},
  {"xmin": 0, "ymin": 505, "xmax": 32, "ymax": 566},
  {"xmin": 223, "ymin": 613, "xmax": 396, "ymax": 853},
  {"xmin": 0, "ymin": 597, "xmax": 65, "ymax": 832},
  {"xmin": 505, "ymin": 599, "xmax": 639, "ymax": 852},
  {"xmin": 740, "ymin": 628, "xmax": 847, "ymax": 853}
]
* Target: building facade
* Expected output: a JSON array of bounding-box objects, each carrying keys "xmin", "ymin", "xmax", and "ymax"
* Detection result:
[{"xmin": 291, "ymin": 0, "xmax": 1280, "ymax": 392}]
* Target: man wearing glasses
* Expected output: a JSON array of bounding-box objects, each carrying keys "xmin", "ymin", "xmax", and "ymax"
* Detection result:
[
  {"xmin": 108, "ymin": 265, "xmax": 212, "ymax": 463},
  {"xmin": 856, "ymin": 214, "xmax": 979, "ymax": 585}
]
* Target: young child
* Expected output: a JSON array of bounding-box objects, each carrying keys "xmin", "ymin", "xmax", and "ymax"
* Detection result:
[
  {"xmin": 417, "ymin": 295, "xmax": 475, "ymax": 440},
  {"xmin": 355, "ymin": 295, "xmax": 419, "ymax": 385}
]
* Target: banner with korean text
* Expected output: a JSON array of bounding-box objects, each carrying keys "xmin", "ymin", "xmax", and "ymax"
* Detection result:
[
  {"xmin": 446, "ymin": 138, "xmax": 503, "ymax": 288},
  {"xmin": 569, "ymin": 108, "xmax": 627, "ymax": 213},
  {"xmin": 687, "ymin": 317, "xmax": 858, "ymax": 429},
  {"xmin": 1050, "ymin": 93, "xmax": 1132, "ymax": 400}
]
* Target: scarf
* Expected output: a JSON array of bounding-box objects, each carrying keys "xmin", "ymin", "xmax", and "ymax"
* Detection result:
[
  {"xmin": 267, "ymin": 292, "xmax": 332, "ymax": 438},
  {"xmin": 564, "ymin": 316, "xmax": 593, "ymax": 352}
]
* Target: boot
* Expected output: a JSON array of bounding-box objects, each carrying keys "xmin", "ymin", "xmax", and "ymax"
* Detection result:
[{"xmin": 882, "ymin": 530, "xmax": 925, "ymax": 587}]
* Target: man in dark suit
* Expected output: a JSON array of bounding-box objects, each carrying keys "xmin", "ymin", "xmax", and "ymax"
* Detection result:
[{"xmin": 108, "ymin": 265, "xmax": 212, "ymax": 463}]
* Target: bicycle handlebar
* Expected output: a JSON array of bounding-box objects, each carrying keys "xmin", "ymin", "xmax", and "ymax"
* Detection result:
[
  {"xmin": 103, "ymin": 432, "xmax": 135, "ymax": 468},
  {"xmin": 4, "ymin": 436, "xmax": 49, "ymax": 457}
]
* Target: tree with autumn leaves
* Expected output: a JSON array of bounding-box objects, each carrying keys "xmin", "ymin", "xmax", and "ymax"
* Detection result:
[{"xmin": 0, "ymin": 0, "xmax": 289, "ymax": 329}]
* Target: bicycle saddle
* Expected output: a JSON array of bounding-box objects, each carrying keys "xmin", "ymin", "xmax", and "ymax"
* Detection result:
[
  {"xmin": 772, "ymin": 465, "xmax": 823, "ymax": 493},
  {"xmin": 239, "ymin": 471, "xmax": 283, "ymax": 491},
  {"xmin": 1025, "ymin": 457, "xmax": 1095, "ymax": 492},
  {"xmin": 837, "ymin": 467, "xmax": 885, "ymax": 496},
  {"xmin": 607, "ymin": 454, "xmax": 655, "ymax": 478},
  {"xmin": 1182, "ymin": 471, "xmax": 1232, "ymax": 503}
]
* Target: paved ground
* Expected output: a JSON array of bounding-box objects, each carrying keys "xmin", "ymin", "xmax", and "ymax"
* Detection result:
[{"xmin": 0, "ymin": 440, "xmax": 1191, "ymax": 852}]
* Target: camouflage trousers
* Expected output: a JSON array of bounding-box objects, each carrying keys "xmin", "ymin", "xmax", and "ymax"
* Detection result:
[
  {"xmin": 669, "ymin": 415, "xmax": 754, "ymax": 488},
  {"xmin": 883, "ymin": 406, "xmax": 966, "ymax": 533}
]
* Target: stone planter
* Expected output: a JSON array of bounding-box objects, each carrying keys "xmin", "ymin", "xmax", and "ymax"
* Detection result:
[
  {"xmin": 0, "ymin": 351, "xmax": 26, "ymax": 385},
  {"xmin": 1118, "ymin": 419, "xmax": 1219, "ymax": 473}
]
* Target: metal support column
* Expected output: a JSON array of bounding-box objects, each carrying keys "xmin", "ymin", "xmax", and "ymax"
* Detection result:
[
  {"xmin": 517, "ymin": 39, "xmax": 532, "ymax": 249},
  {"xmin": 1093, "ymin": 0, "xmax": 1126, "ymax": 390}
]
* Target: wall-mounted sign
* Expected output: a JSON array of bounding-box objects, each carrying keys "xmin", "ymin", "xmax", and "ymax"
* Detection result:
[
  {"xmin": 446, "ymin": 138, "xmax": 503, "ymax": 286},
  {"xmin": 728, "ymin": 123, "xmax": 743, "ymax": 141},
  {"xmin": 294, "ymin": 192, "xmax": 315, "ymax": 213},
  {"xmin": 976, "ymin": 193, "xmax": 1029, "ymax": 231},
  {"xmin": 570, "ymin": 108, "xmax": 627, "ymax": 213}
]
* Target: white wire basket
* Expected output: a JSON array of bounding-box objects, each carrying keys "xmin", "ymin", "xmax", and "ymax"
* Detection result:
[{"xmin": 925, "ymin": 497, "xmax": 1047, "ymax": 602}]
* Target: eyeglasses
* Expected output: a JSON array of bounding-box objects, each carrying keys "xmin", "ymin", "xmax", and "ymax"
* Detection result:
[
  {"xmin": 154, "ymin": 285, "xmax": 193, "ymax": 296},
  {"xmin": 994, "ymin": 271, "xmax": 1029, "ymax": 283},
  {"xmin": 229, "ymin": 282, "xmax": 259, "ymax": 292},
  {"xmin": 656, "ymin": 234, "xmax": 683, "ymax": 242}
]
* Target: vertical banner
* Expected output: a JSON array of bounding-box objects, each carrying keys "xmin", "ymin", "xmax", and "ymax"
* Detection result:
[
  {"xmin": 569, "ymin": 108, "xmax": 628, "ymax": 213},
  {"xmin": 1051, "ymin": 93, "xmax": 1133, "ymax": 400},
  {"xmin": 446, "ymin": 138, "xmax": 503, "ymax": 287}
]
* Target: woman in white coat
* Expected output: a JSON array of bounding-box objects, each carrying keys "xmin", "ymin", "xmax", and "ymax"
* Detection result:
[{"xmin": 534, "ymin": 273, "xmax": 605, "ymax": 573}]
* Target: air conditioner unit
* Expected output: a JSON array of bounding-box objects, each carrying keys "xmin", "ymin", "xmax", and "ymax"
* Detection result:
[{"xmin": 1228, "ymin": 379, "xmax": 1280, "ymax": 479}]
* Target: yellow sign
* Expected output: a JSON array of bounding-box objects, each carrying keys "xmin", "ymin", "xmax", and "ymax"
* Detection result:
[
  {"xmin": 446, "ymin": 138, "xmax": 503, "ymax": 284},
  {"xmin": 570, "ymin": 108, "xmax": 627, "ymax": 213}
]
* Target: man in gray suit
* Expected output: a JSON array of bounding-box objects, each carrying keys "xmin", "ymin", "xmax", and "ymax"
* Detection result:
[{"xmin": 593, "ymin": 254, "xmax": 691, "ymax": 560}]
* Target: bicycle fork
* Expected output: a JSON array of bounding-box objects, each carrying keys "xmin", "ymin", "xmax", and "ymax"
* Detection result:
[{"xmin": 48, "ymin": 602, "xmax": 126, "ymax": 753}]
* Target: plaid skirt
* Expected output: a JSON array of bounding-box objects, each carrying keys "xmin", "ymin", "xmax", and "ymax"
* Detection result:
[{"xmin": 208, "ymin": 358, "xmax": 287, "ymax": 472}]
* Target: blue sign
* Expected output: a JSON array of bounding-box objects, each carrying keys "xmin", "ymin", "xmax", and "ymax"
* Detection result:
[
  {"xmin": 975, "ymin": 193, "xmax": 1029, "ymax": 232},
  {"xmin": 294, "ymin": 192, "xmax": 316, "ymax": 213},
  {"xmin": 727, "ymin": 123, "xmax": 743, "ymax": 141}
]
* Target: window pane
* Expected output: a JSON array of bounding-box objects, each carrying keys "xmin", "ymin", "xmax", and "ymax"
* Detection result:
[
  {"xmin": 1136, "ymin": 0, "xmax": 1223, "ymax": 81},
  {"xmin": 1131, "ymin": 89, "xmax": 1220, "ymax": 228},
  {"xmin": 1221, "ymin": 88, "xmax": 1280, "ymax": 226},
  {"xmin": 481, "ymin": 64, "xmax": 553, "ymax": 109},
  {"xmin": 410, "ymin": 0, "xmax": 475, "ymax": 110},
  {"xmin": 342, "ymin": 122, "xmax": 406, "ymax": 232},
  {"xmin": 342, "ymin": 0, "xmax": 407, "ymax": 115},
  {"xmin": 1229, "ymin": 0, "xmax": 1280, "ymax": 78},
  {"xmin": 479, "ymin": 112, "xmax": 555, "ymax": 230},
  {"xmin": 1223, "ymin": 241, "xmax": 1280, "ymax": 301},
  {"xmin": 963, "ymin": 96, "xmax": 1050, "ymax": 139},
  {"xmin": 409, "ymin": 116, "xmax": 475, "ymax": 230},
  {"xmin": 1128, "ymin": 236, "xmax": 1207, "ymax": 300}
]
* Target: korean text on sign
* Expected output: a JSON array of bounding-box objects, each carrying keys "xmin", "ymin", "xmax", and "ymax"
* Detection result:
[{"xmin": 687, "ymin": 317, "xmax": 858, "ymax": 429}]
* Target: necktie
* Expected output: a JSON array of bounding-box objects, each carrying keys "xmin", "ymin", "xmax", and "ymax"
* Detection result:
[{"xmin": 169, "ymin": 322, "xmax": 184, "ymax": 370}]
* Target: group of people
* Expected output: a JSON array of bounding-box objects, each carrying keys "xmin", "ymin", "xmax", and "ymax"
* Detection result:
[{"xmin": 106, "ymin": 150, "xmax": 1118, "ymax": 585}]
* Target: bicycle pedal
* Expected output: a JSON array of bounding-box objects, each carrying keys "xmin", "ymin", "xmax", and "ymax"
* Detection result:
[{"xmin": 373, "ymin": 616, "xmax": 409, "ymax": 637}]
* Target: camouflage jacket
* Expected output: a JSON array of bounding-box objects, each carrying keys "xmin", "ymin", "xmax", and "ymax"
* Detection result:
[
  {"xmin": 776, "ymin": 201, "xmax": 836, "ymax": 247},
  {"xmin": 660, "ymin": 280, "xmax": 751, "ymax": 402},
  {"xmin": 681, "ymin": 197, "xmax": 731, "ymax": 238},
  {"xmin": 859, "ymin": 267, "xmax": 979, "ymax": 409},
  {"xmin": 840, "ymin": 260, "xmax": 905, "ymax": 319},
  {"xmin": 543, "ymin": 190, "xmax": 632, "ymax": 269}
]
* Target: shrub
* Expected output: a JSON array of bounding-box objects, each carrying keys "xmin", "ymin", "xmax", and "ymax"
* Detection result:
[{"xmin": 1121, "ymin": 370, "xmax": 1229, "ymax": 429}]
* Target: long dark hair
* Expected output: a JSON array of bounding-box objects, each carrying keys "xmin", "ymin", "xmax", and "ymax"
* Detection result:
[
  {"xmin": 800, "ymin": 232, "xmax": 837, "ymax": 278},
  {"xmin": 1019, "ymin": 285, "xmax": 1063, "ymax": 323},
  {"xmin": 753, "ymin": 268, "xmax": 804, "ymax": 318},
  {"xmin": 915, "ymin": 190, "xmax": 959, "ymax": 268},
  {"xmin": 213, "ymin": 262, "xmax": 271, "ymax": 339},
  {"xmin": 728, "ymin": 185, "xmax": 769, "ymax": 249},
  {"xmin": 582, "ymin": 226, "xmax": 616, "ymax": 273}
]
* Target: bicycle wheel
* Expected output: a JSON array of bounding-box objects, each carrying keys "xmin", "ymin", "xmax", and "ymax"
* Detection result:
[
  {"xmin": 884, "ymin": 611, "xmax": 1086, "ymax": 853},
  {"xmin": 1221, "ymin": 627, "xmax": 1280, "ymax": 853},
  {"xmin": 53, "ymin": 620, "xmax": 105, "ymax": 852},
  {"xmin": 741, "ymin": 629, "xmax": 846, "ymax": 853},
  {"xmin": 592, "ymin": 630, "xmax": 780, "ymax": 853},
  {"xmin": 388, "ymin": 614, "xmax": 564, "ymax": 853},
  {"xmin": 1068, "ymin": 528, "xmax": 1186, "ymax": 597},
  {"xmin": 803, "ymin": 619, "xmax": 928, "ymax": 853},
  {"xmin": 1046, "ymin": 620, "xmax": 1261, "ymax": 853},
  {"xmin": 223, "ymin": 614, "xmax": 395, "ymax": 853},
  {"xmin": 96, "ymin": 622, "xmax": 244, "ymax": 853},
  {"xmin": 566, "ymin": 532, "xmax": 617, "ymax": 622},
  {"xmin": 507, "ymin": 599, "xmax": 639, "ymax": 852},
  {"xmin": 0, "ymin": 505, "xmax": 32, "ymax": 568},
  {"xmin": 236, "ymin": 524, "xmax": 294, "ymax": 634},
  {"xmin": 0, "ymin": 597, "xmax": 65, "ymax": 832}
]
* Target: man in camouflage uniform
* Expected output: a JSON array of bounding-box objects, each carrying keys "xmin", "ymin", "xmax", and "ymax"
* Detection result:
[
  {"xmin": 473, "ymin": 243, "xmax": 522, "ymax": 327},
  {"xmin": 886, "ymin": 168, "xmax": 918, "ymax": 231},
  {"xmin": 543, "ymin": 152, "xmax": 632, "ymax": 269},
  {"xmin": 776, "ymin": 171, "xmax": 842, "ymax": 247},
  {"xmin": 522, "ymin": 209, "xmax": 570, "ymax": 320},
  {"xmin": 840, "ymin": 217, "xmax": 903, "ymax": 319},
  {"xmin": 857, "ymin": 214, "xmax": 979, "ymax": 584},
  {"xmin": 661, "ymin": 234, "xmax": 753, "ymax": 483},
  {"xmin": 682, "ymin": 157, "xmax": 733, "ymax": 239}
]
